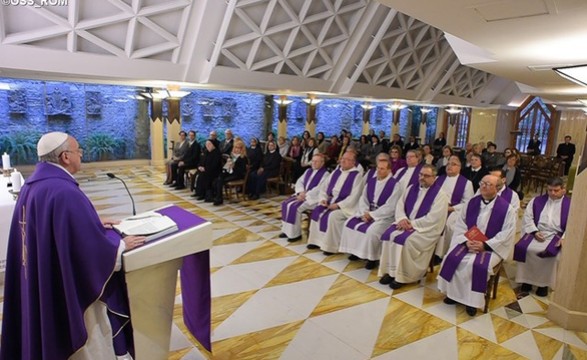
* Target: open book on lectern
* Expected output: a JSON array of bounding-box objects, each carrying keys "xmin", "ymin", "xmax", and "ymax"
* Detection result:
[{"xmin": 113, "ymin": 211, "xmax": 178, "ymax": 242}]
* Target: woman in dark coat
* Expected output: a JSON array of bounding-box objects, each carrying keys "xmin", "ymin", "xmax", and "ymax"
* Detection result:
[
  {"xmin": 193, "ymin": 140, "xmax": 222, "ymax": 201},
  {"xmin": 247, "ymin": 140, "xmax": 282, "ymax": 200}
]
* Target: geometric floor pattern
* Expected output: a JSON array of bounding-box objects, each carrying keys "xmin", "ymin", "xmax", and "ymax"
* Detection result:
[{"xmin": 2, "ymin": 165, "xmax": 587, "ymax": 359}]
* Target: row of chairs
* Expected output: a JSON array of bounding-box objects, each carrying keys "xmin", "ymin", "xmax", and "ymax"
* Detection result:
[{"xmin": 519, "ymin": 155, "xmax": 565, "ymax": 193}]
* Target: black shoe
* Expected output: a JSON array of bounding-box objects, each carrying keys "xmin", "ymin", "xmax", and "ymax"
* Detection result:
[
  {"xmin": 196, "ymin": 196, "xmax": 205, "ymax": 200},
  {"xmin": 323, "ymin": 251, "xmax": 334, "ymax": 256},
  {"xmin": 213, "ymin": 200, "xmax": 223, "ymax": 206},
  {"xmin": 379, "ymin": 274, "xmax": 393, "ymax": 285},
  {"xmin": 433, "ymin": 255, "xmax": 442, "ymax": 266},
  {"xmin": 466, "ymin": 306, "xmax": 477, "ymax": 316},
  {"xmin": 168, "ymin": 182, "xmax": 176, "ymax": 187},
  {"xmin": 348, "ymin": 254, "xmax": 359, "ymax": 261},
  {"xmin": 250, "ymin": 194, "xmax": 259, "ymax": 200},
  {"xmin": 443, "ymin": 297, "xmax": 456, "ymax": 305},
  {"xmin": 190, "ymin": 193, "xmax": 198, "ymax": 198},
  {"xmin": 204, "ymin": 198, "xmax": 214, "ymax": 203},
  {"xmin": 287, "ymin": 236, "xmax": 302, "ymax": 243},
  {"xmin": 174, "ymin": 186, "xmax": 186, "ymax": 190},
  {"xmin": 389, "ymin": 280, "xmax": 404, "ymax": 290},
  {"xmin": 279, "ymin": 233, "xmax": 288, "ymax": 238},
  {"xmin": 365, "ymin": 260, "xmax": 379, "ymax": 270},
  {"xmin": 163, "ymin": 181, "xmax": 172, "ymax": 185},
  {"xmin": 307, "ymin": 244, "xmax": 320, "ymax": 250},
  {"xmin": 536, "ymin": 286, "xmax": 548, "ymax": 297},
  {"xmin": 521, "ymin": 283, "xmax": 532, "ymax": 292}
]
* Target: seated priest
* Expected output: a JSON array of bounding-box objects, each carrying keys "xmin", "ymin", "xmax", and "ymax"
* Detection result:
[
  {"xmin": 339, "ymin": 153, "xmax": 402, "ymax": 269},
  {"xmin": 193, "ymin": 140, "xmax": 222, "ymax": 201},
  {"xmin": 173, "ymin": 130, "xmax": 201, "ymax": 190},
  {"xmin": 514, "ymin": 177, "xmax": 570, "ymax": 297},
  {"xmin": 394, "ymin": 149, "xmax": 423, "ymax": 191},
  {"xmin": 437, "ymin": 174, "xmax": 516, "ymax": 316},
  {"xmin": 1, "ymin": 132, "xmax": 145, "ymax": 359},
  {"xmin": 487, "ymin": 167, "xmax": 520, "ymax": 213},
  {"xmin": 307, "ymin": 150, "xmax": 363, "ymax": 255},
  {"xmin": 379, "ymin": 164, "xmax": 449, "ymax": 289},
  {"xmin": 212, "ymin": 139, "xmax": 248, "ymax": 206},
  {"xmin": 435, "ymin": 155, "xmax": 474, "ymax": 259},
  {"xmin": 280, "ymin": 154, "xmax": 329, "ymax": 242}
]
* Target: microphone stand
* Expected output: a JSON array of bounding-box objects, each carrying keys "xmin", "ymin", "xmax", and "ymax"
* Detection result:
[{"xmin": 107, "ymin": 172, "xmax": 137, "ymax": 216}]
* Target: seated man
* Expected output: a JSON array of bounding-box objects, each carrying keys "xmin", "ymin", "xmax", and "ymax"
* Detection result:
[
  {"xmin": 435, "ymin": 155, "xmax": 474, "ymax": 259},
  {"xmin": 394, "ymin": 149, "xmax": 423, "ymax": 191},
  {"xmin": 437, "ymin": 174, "xmax": 516, "ymax": 316},
  {"xmin": 514, "ymin": 177, "xmax": 570, "ymax": 297},
  {"xmin": 247, "ymin": 140, "xmax": 281, "ymax": 200},
  {"xmin": 280, "ymin": 154, "xmax": 329, "ymax": 242},
  {"xmin": 339, "ymin": 154, "xmax": 402, "ymax": 269},
  {"xmin": 174, "ymin": 130, "xmax": 201, "ymax": 190},
  {"xmin": 462, "ymin": 153, "xmax": 487, "ymax": 193},
  {"xmin": 486, "ymin": 167, "xmax": 520, "ymax": 212},
  {"xmin": 379, "ymin": 164, "xmax": 448, "ymax": 289},
  {"xmin": 307, "ymin": 151, "xmax": 363, "ymax": 255},
  {"xmin": 164, "ymin": 131, "xmax": 189, "ymax": 186}
]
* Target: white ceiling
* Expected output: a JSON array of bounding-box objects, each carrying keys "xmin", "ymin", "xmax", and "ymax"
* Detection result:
[{"xmin": 1, "ymin": 0, "xmax": 584, "ymax": 108}]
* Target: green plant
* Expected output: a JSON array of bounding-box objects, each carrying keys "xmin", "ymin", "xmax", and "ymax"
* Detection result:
[
  {"xmin": 0, "ymin": 129, "xmax": 42, "ymax": 165},
  {"xmin": 84, "ymin": 132, "xmax": 120, "ymax": 162}
]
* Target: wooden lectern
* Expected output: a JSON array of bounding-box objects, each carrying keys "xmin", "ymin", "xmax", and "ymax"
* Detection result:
[{"xmin": 122, "ymin": 205, "xmax": 212, "ymax": 360}]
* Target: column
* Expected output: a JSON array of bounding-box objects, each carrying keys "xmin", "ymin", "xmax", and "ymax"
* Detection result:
[
  {"xmin": 390, "ymin": 109, "xmax": 400, "ymax": 138},
  {"xmin": 418, "ymin": 111, "xmax": 428, "ymax": 144},
  {"xmin": 304, "ymin": 97, "xmax": 320, "ymax": 137},
  {"xmin": 167, "ymin": 98, "xmax": 181, "ymax": 157},
  {"xmin": 276, "ymin": 95, "xmax": 291, "ymax": 139},
  {"xmin": 547, "ymin": 162, "xmax": 587, "ymax": 331},
  {"xmin": 362, "ymin": 104, "xmax": 373, "ymax": 135},
  {"xmin": 446, "ymin": 113, "xmax": 457, "ymax": 146},
  {"xmin": 150, "ymin": 98, "xmax": 165, "ymax": 166}
]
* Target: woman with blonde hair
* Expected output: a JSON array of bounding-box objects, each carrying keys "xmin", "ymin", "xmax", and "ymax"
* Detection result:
[{"xmin": 212, "ymin": 139, "xmax": 248, "ymax": 205}]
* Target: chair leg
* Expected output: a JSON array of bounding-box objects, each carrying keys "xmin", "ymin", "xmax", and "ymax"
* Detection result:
[
  {"xmin": 484, "ymin": 276, "xmax": 493, "ymax": 313},
  {"xmin": 493, "ymin": 271, "xmax": 500, "ymax": 299}
]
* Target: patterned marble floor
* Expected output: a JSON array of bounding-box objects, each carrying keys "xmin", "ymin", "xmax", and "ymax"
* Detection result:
[{"xmin": 2, "ymin": 165, "xmax": 587, "ymax": 359}]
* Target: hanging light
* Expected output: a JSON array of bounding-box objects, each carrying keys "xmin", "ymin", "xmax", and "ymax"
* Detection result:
[
  {"xmin": 553, "ymin": 64, "xmax": 587, "ymax": 87},
  {"xmin": 361, "ymin": 102, "xmax": 375, "ymax": 110},
  {"xmin": 420, "ymin": 107, "xmax": 432, "ymax": 114},
  {"xmin": 302, "ymin": 96, "xmax": 323, "ymax": 106},
  {"xmin": 387, "ymin": 102, "xmax": 407, "ymax": 111}
]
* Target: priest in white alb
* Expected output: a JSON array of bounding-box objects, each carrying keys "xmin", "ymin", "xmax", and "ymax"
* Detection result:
[
  {"xmin": 435, "ymin": 155, "xmax": 474, "ymax": 258},
  {"xmin": 394, "ymin": 149, "xmax": 423, "ymax": 191},
  {"xmin": 379, "ymin": 164, "xmax": 449, "ymax": 289},
  {"xmin": 280, "ymin": 154, "xmax": 329, "ymax": 242},
  {"xmin": 514, "ymin": 177, "xmax": 570, "ymax": 297},
  {"xmin": 307, "ymin": 150, "xmax": 363, "ymax": 255},
  {"xmin": 438, "ymin": 174, "xmax": 516, "ymax": 316},
  {"xmin": 339, "ymin": 153, "xmax": 402, "ymax": 269}
]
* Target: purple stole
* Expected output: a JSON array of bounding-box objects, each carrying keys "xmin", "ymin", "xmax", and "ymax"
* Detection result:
[
  {"xmin": 281, "ymin": 167, "xmax": 328, "ymax": 224},
  {"xmin": 396, "ymin": 164, "xmax": 422, "ymax": 189},
  {"xmin": 439, "ymin": 195, "xmax": 510, "ymax": 293},
  {"xmin": 365, "ymin": 167, "xmax": 376, "ymax": 179},
  {"xmin": 500, "ymin": 187, "xmax": 514, "ymax": 204},
  {"xmin": 513, "ymin": 195, "xmax": 570, "ymax": 262},
  {"xmin": 381, "ymin": 183, "xmax": 442, "ymax": 244},
  {"xmin": 310, "ymin": 169, "xmax": 360, "ymax": 232},
  {"xmin": 346, "ymin": 176, "xmax": 398, "ymax": 233},
  {"xmin": 436, "ymin": 174, "xmax": 468, "ymax": 206}
]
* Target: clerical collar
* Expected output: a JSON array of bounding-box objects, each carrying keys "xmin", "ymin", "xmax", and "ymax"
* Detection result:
[
  {"xmin": 482, "ymin": 196, "xmax": 495, "ymax": 205},
  {"xmin": 471, "ymin": 167, "xmax": 481, "ymax": 171},
  {"xmin": 45, "ymin": 161, "xmax": 75, "ymax": 179}
]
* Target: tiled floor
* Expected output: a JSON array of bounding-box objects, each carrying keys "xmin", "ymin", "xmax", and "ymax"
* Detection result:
[{"xmin": 2, "ymin": 165, "xmax": 587, "ymax": 359}]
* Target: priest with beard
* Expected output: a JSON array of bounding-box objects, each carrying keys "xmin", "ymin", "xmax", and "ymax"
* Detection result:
[
  {"xmin": 1, "ymin": 132, "xmax": 145, "ymax": 360},
  {"xmin": 379, "ymin": 164, "xmax": 449, "ymax": 289}
]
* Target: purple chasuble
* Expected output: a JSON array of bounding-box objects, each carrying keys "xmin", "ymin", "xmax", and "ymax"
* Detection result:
[
  {"xmin": 346, "ymin": 176, "xmax": 397, "ymax": 233},
  {"xmin": 311, "ymin": 169, "xmax": 359, "ymax": 232},
  {"xmin": 0, "ymin": 162, "xmax": 129, "ymax": 360},
  {"xmin": 436, "ymin": 174, "xmax": 468, "ymax": 206},
  {"xmin": 513, "ymin": 195, "xmax": 570, "ymax": 262},
  {"xmin": 381, "ymin": 183, "xmax": 441, "ymax": 244},
  {"xmin": 438, "ymin": 195, "xmax": 510, "ymax": 293},
  {"xmin": 281, "ymin": 167, "xmax": 328, "ymax": 224}
]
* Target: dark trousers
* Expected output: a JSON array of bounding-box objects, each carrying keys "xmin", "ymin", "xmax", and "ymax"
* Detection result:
[
  {"xmin": 213, "ymin": 172, "xmax": 242, "ymax": 201},
  {"xmin": 176, "ymin": 165, "xmax": 195, "ymax": 188},
  {"xmin": 195, "ymin": 172, "xmax": 216, "ymax": 199},
  {"xmin": 248, "ymin": 171, "xmax": 271, "ymax": 196}
]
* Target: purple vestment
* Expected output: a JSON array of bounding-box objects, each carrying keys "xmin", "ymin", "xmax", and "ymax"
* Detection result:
[
  {"xmin": 281, "ymin": 167, "xmax": 328, "ymax": 224},
  {"xmin": 1, "ymin": 162, "xmax": 131, "ymax": 359},
  {"xmin": 395, "ymin": 164, "xmax": 422, "ymax": 188},
  {"xmin": 310, "ymin": 169, "xmax": 359, "ymax": 232},
  {"xmin": 345, "ymin": 176, "xmax": 398, "ymax": 233},
  {"xmin": 435, "ymin": 174, "xmax": 469, "ymax": 206}
]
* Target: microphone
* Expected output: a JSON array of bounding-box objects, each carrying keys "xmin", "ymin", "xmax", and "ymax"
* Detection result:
[{"xmin": 107, "ymin": 172, "xmax": 137, "ymax": 216}]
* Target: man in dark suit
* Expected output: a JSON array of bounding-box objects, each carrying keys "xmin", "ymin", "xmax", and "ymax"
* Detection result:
[
  {"xmin": 174, "ymin": 130, "xmax": 201, "ymax": 190},
  {"xmin": 527, "ymin": 134, "xmax": 541, "ymax": 155},
  {"xmin": 220, "ymin": 129, "xmax": 234, "ymax": 155},
  {"xmin": 556, "ymin": 135, "xmax": 576, "ymax": 176},
  {"xmin": 461, "ymin": 153, "xmax": 488, "ymax": 192}
]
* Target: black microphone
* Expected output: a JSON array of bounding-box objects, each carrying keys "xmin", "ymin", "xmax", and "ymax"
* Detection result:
[{"xmin": 107, "ymin": 172, "xmax": 136, "ymax": 216}]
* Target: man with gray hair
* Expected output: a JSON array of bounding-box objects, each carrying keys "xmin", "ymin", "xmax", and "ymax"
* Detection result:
[{"xmin": 1, "ymin": 132, "xmax": 144, "ymax": 359}]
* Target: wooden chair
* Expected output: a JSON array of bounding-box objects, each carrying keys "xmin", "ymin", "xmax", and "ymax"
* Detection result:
[
  {"xmin": 484, "ymin": 260, "xmax": 503, "ymax": 313},
  {"xmin": 224, "ymin": 164, "xmax": 251, "ymax": 201},
  {"xmin": 267, "ymin": 159, "xmax": 293, "ymax": 195}
]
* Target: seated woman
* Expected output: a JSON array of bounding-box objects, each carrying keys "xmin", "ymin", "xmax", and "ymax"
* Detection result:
[
  {"xmin": 422, "ymin": 144, "xmax": 434, "ymax": 165},
  {"xmin": 193, "ymin": 140, "xmax": 222, "ymax": 201},
  {"xmin": 296, "ymin": 137, "xmax": 317, "ymax": 180},
  {"xmin": 247, "ymin": 137, "xmax": 264, "ymax": 172},
  {"xmin": 503, "ymin": 154, "xmax": 521, "ymax": 192},
  {"xmin": 247, "ymin": 140, "xmax": 282, "ymax": 200},
  {"xmin": 164, "ymin": 131, "xmax": 189, "ymax": 185},
  {"xmin": 213, "ymin": 139, "xmax": 248, "ymax": 205},
  {"xmin": 389, "ymin": 145, "xmax": 407, "ymax": 175},
  {"xmin": 436, "ymin": 145, "xmax": 453, "ymax": 176}
]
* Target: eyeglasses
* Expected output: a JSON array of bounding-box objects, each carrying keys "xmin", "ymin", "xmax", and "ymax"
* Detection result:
[
  {"xmin": 418, "ymin": 173, "xmax": 434, "ymax": 178},
  {"xmin": 479, "ymin": 181, "xmax": 495, "ymax": 187},
  {"xmin": 60, "ymin": 148, "xmax": 83, "ymax": 157}
]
